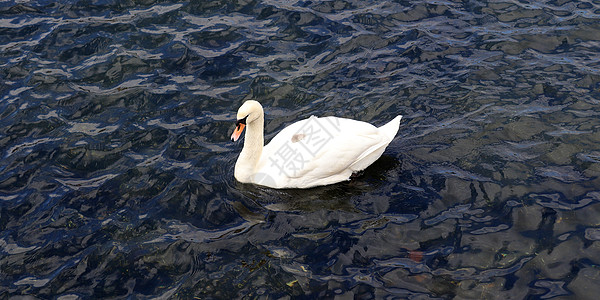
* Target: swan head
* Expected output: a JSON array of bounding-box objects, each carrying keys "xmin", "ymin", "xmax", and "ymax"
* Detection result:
[
  {"xmin": 236, "ymin": 100, "xmax": 263, "ymax": 122},
  {"xmin": 231, "ymin": 100, "xmax": 264, "ymax": 142}
]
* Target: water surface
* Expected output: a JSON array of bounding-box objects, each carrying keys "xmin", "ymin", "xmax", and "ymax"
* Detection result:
[{"xmin": 1, "ymin": 0, "xmax": 600, "ymax": 298}]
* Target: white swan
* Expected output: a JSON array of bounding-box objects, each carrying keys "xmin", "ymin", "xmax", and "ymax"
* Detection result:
[{"xmin": 231, "ymin": 100, "xmax": 402, "ymax": 189}]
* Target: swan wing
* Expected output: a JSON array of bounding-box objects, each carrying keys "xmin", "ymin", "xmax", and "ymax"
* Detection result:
[{"xmin": 255, "ymin": 116, "xmax": 390, "ymax": 188}]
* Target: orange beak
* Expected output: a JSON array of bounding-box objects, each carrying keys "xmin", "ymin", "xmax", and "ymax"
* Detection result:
[{"xmin": 231, "ymin": 123, "xmax": 245, "ymax": 142}]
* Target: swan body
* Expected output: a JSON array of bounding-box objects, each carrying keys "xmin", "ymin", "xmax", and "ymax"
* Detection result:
[{"xmin": 231, "ymin": 100, "xmax": 402, "ymax": 189}]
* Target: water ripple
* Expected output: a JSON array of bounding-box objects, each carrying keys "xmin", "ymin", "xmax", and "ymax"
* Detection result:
[
  {"xmin": 532, "ymin": 191, "xmax": 599, "ymax": 211},
  {"xmin": 6, "ymin": 137, "xmax": 61, "ymax": 157},
  {"xmin": 56, "ymin": 173, "xmax": 119, "ymax": 190},
  {"xmin": 536, "ymin": 166, "xmax": 587, "ymax": 183}
]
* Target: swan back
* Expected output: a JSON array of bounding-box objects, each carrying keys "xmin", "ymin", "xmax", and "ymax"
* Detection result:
[{"xmin": 253, "ymin": 115, "xmax": 402, "ymax": 188}]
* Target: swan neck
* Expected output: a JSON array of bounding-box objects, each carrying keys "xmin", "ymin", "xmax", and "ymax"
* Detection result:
[
  {"xmin": 243, "ymin": 116, "xmax": 264, "ymax": 155},
  {"xmin": 235, "ymin": 114, "xmax": 264, "ymax": 182}
]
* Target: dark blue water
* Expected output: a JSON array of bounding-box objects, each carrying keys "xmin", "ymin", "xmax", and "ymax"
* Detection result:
[{"xmin": 1, "ymin": 0, "xmax": 600, "ymax": 298}]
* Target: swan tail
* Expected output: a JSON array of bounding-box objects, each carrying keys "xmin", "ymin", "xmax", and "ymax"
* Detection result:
[
  {"xmin": 379, "ymin": 115, "xmax": 402, "ymax": 141},
  {"xmin": 347, "ymin": 115, "xmax": 402, "ymax": 172}
]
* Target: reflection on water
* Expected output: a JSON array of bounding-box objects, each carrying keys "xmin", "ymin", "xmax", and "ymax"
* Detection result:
[{"xmin": 1, "ymin": 0, "xmax": 600, "ymax": 298}]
